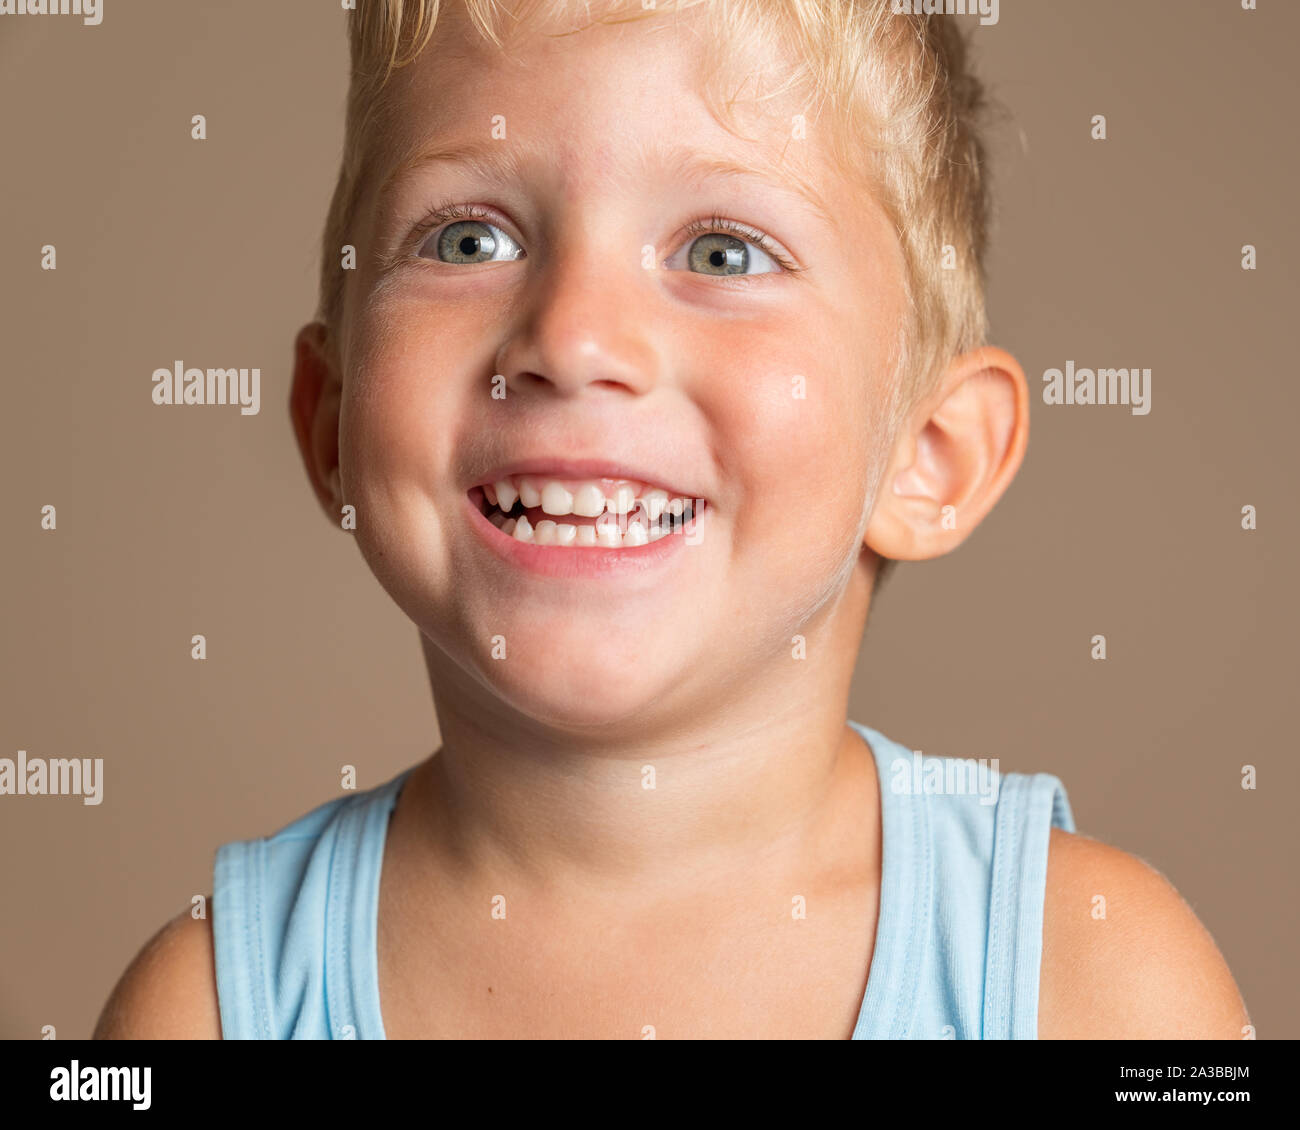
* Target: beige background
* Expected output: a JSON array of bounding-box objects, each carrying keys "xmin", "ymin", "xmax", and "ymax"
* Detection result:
[{"xmin": 2, "ymin": 0, "xmax": 1296, "ymax": 1038}]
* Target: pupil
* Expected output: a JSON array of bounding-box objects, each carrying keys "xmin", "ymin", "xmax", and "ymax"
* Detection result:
[
  {"xmin": 459, "ymin": 236, "xmax": 480, "ymax": 256},
  {"xmin": 709, "ymin": 249, "xmax": 725, "ymax": 267}
]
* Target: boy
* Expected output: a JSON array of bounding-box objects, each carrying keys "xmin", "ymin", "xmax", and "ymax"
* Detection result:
[{"xmin": 96, "ymin": 0, "xmax": 1247, "ymax": 1038}]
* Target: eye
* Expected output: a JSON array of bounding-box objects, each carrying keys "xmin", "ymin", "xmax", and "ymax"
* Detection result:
[
  {"xmin": 664, "ymin": 217, "xmax": 790, "ymax": 276},
  {"xmin": 415, "ymin": 207, "xmax": 525, "ymax": 264}
]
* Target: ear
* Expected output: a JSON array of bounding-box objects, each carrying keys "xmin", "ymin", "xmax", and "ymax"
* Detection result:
[
  {"xmin": 865, "ymin": 346, "xmax": 1029, "ymax": 562},
  {"xmin": 289, "ymin": 322, "xmax": 344, "ymax": 520}
]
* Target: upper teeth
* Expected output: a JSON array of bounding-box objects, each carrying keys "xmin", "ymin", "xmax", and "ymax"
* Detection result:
[{"xmin": 485, "ymin": 475, "xmax": 681, "ymax": 522}]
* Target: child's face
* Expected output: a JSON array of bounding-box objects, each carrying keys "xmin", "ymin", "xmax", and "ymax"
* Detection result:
[{"xmin": 335, "ymin": 3, "xmax": 909, "ymax": 726}]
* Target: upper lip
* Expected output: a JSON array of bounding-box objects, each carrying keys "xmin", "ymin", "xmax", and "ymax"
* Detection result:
[{"xmin": 468, "ymin": 457, "xmax": 705, "ymax": 500}]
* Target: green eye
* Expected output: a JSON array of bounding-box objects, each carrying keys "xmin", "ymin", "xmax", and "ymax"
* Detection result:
[
  {"xmin": 419, "ymin": 220, "xmax": 524, "ymax": 264},
  {"xmin": 409, "ymin": 207, "xmax": 791, "ymax": 274},
  {"xmin": 666, "ymin": 223, "xmax": 785, "ymax": 276}
]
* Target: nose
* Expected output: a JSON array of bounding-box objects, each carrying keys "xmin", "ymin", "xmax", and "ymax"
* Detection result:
[{"xmin": 493, "ymin": 229, "xmax": 662, "ymax": 400}]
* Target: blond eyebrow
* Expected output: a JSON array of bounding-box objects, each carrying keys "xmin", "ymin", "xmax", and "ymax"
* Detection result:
[
  {"xmin": 378, "ymin": 140, "xmax": 530, "ymax": 205},
  {"xmin": 649, "ymin": 143, "xmax": 839, "ymax": 231},
  {"xmin": 376, "ymin": 136, "xmax": 839, "ymax": 231}
]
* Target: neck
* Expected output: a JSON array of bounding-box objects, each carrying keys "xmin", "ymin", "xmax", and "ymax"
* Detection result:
[{"xmin": 412, "ymin": 576, "xmax": 875, "ymax": 901}]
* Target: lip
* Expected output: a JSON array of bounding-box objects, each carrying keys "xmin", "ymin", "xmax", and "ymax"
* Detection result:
[
  {"xmin": 468, "ymin": 457, "xmax": 703, "ymax": 499},
  {"xmin": 464, "ymin": 488, "xmax": 709, "ymax": 580}
]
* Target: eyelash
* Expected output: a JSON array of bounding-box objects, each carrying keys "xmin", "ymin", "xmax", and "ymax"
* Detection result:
[
  {"xmin": 407, "ymin": 200, "xmax": 495, "ymax": 250},
  {"xmin": 404, "ymin": 201, "xmax": 803, "ymax": 273}
]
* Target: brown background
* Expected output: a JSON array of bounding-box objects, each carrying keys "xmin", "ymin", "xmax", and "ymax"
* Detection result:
[{"xmin": 2, "ymin": 0, "xmax": 1296, "ymax": 1039}]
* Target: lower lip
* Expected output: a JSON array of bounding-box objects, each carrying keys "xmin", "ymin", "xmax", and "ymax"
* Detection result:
[{"xmin": 463, "ymin": 490, "xmax": 707, "ymax": 579}]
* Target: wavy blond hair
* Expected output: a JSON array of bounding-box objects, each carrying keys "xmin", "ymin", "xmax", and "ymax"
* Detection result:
[{"xmin": 320, "ymin": 0, "xmax": 994, "ymax": 418}]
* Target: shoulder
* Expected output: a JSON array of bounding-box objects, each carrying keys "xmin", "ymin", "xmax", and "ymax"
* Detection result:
[
  {"xmin": 1037, "ymin": 828, "xmax": 1250, "ymax": 1039},
  {"xmin": 94, "ymin": 904, "xmax": 222, "ymax": 1039}
]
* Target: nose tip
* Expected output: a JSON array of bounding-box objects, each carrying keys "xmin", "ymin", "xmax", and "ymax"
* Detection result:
[{"xmin": 494, "ymin": 257, "xmax": 660, "ymax": 399}]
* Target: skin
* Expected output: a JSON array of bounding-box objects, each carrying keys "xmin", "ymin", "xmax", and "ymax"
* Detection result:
[{"xmin": 95, "ymin": 4, "xmax": 1248, "ymax": 1039}]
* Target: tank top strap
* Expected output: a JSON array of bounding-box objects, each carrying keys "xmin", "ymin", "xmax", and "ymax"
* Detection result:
[
  {"xmin": 323, "ymin": 768, "xmax": 412, "ymax": 1039},
  {"xmin": 849, "ymin": 723, "xmax": 932, "ymax": 1038},
  {"xmin": 212, "ymin": 768, "xmax": 412, "ymax": 1040},
  {"xmin": 848, "ymin": 722, "xmax": 1074, "ymax": 1039},
  {"xmin": 982, "ymin": 767, "xmax": 1076, "ymax": 1038}
]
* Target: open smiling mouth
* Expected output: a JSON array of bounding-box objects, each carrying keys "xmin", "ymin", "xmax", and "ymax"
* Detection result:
[{"xmin": 469, "ymin": 474, "xmax": 705, "ymax": 548}]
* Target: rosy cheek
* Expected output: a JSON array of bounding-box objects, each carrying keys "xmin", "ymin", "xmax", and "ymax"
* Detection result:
[{"xmin": 341, "ymin": 350, "xmax": 431, "ymax": 487}]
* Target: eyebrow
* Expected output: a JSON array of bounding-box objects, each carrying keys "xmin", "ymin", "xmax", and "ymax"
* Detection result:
[{"xmin": 377, "ymin": 136, "xmax": 839, "ymax": 231}]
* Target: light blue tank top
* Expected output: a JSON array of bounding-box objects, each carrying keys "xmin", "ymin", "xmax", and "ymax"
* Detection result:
[{"xmin": 212, "ymin": 721, "xmax": 1074, "ymax": 1039}]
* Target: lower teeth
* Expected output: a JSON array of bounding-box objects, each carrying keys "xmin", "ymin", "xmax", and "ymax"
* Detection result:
[{"xmin": 484, "ymin": 498, "xmax": 698, "ymax": 546}]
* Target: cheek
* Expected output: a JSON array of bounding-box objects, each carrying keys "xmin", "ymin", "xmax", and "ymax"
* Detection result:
[
  {"xmin": 337, "ymin": 313, "xmax": 463, "ymax": 571},
  {"xmin": 343, "ymin": 363, "xmax": 430, "ymax": 498},
  {"xmin": 341, "ymin": 297, "xmax": 470, "ymax": 481},
  {"xmin": 703, "ymin": 313, "xmax": 884, "ymax": 566}
]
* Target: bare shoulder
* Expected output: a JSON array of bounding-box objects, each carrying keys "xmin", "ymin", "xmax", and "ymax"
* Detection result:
[
  {"xmin": 1038, "ymin": 828, "xmax": 1250, "ymax": 1039},
  {"xmin": 94, "ymin": 903, "xmax": 222, "ymax": 1039}
]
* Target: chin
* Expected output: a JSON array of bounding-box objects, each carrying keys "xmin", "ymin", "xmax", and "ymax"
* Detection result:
[{"xmin": 478, "ymin": 646, "xmax": 678, "ymax": 734}]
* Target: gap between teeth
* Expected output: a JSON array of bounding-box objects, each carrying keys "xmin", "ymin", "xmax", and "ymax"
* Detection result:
[
  {"xmin": 488, "ymin": 509, "xmax": 697, "ymax": 547},
  {"xmin": 482, "ymin": 492, "xmax": 698, "ymax": 546}
]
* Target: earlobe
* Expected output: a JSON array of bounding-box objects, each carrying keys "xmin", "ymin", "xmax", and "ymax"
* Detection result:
[
  {"xmin": 865, "ymin": 346, "xmax": 1029, "ymax": 562},
  {"xmin": 289, "ymin": 322, "xmax": 344, "ymax": 519}
]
